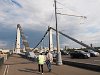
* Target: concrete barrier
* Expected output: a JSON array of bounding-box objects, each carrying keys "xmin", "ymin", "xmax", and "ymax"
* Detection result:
[
  {"xmin": 53, "ymin": 59, "xmax": 100, "ymax": 72},
  {"xmin": 62, "ymin": 60, "xmax": 100, "ymax": 72}
]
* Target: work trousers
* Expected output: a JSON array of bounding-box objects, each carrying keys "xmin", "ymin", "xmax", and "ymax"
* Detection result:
[{"xmin": 38, "ymin": 64, "xmax": 43, "ymax": 73}]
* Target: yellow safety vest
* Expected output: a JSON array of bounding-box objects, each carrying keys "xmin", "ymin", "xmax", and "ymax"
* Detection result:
[{"xmin": 38, "ymin": 55, "xmax": 45, "ymax": 64}]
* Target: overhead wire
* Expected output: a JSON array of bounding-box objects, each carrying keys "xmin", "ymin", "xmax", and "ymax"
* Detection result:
[
  {"xmin": 48, "ymin": 12, "xmax": 54, "ymax": 26},
  {"xmin": 56, "ymin": 1, "xmax": 77, "ymax": 13},
  {"xmin": 56, "ymin": 1, "xmax": 87, "ymax": 19}
]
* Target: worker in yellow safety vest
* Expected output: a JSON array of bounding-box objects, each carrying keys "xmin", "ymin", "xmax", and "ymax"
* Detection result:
[{"xmin": 38, "ymin": 52, "xmax": 45, "ymax": 74}]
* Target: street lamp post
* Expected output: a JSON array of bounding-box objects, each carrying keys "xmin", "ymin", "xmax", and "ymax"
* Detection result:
[{"xmin": 54, "ymin": 0, "xmax": 62, "ymax": 65}]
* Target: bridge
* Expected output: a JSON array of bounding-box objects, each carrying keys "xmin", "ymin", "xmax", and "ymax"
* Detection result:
[
  {"xmin": 0, "ymin": 0, "xmax": 100, "ymax": 75},
  {"xmin": 0, "ymin": 24, "xmax": 100, "ymax": 75}
]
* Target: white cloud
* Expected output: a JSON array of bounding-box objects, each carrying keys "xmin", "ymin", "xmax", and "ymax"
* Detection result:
[
  {"xmin": 0, "ymin": 0, "xmax": 100, "ymax": 48},
  {"xmin": 0, "ymin": 40, "xmax": 8, "ymax": 48}
]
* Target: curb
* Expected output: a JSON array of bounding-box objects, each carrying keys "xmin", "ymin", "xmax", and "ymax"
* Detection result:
[{"xmin": 62, "ymin": 60, "xmax": 100, "ymax": 72}]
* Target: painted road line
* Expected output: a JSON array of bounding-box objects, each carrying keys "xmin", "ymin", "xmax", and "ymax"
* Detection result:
[
  {"xmin": 3, "ymin": 65, "xmax": 7, "ymax": 75},
  {"xmin": 3, "ymin": 65, "xmax": 9, "ymax": 75},
  {"xmin": 6, "ymin": 65, "xmax": 9, "ymax": 75}
]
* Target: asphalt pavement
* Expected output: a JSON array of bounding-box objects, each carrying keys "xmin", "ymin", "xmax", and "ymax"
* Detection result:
[{"xmin": 0, "ymin": 54, "xmax": 100, "ymax": 75}]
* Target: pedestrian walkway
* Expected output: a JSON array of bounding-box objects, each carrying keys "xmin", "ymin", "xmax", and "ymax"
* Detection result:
[{"xmin": 0, "ymin": 54, "xmax": 100, "ymax": 75}]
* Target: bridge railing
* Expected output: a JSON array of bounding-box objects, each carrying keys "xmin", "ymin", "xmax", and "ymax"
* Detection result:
[
  {"xmin": 19, "ymin": 52, "xmax": 38, "ymax": 62},
  {"xmin": 0, "ymin": 52, "xmax": 12, "ymax": 66}
]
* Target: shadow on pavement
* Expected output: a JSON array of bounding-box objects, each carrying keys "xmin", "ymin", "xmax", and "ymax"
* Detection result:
[
  {"xmin": 18, "ymin": 68, "xmax": 38, "ymax": 73},
  {"xmin": 4, "ymin": 61, "xmax": 33, "ymax": 65}
]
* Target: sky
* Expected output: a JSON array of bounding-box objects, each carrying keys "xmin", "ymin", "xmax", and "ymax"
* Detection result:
[{"xmin": 0, "ymin": 0, "xmax": 100, "ymax": 49}]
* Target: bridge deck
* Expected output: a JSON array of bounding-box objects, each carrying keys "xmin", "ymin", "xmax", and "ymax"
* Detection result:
[{"xmin": 0, "ymin": 54, "xmax": 100, "ymax": 75}]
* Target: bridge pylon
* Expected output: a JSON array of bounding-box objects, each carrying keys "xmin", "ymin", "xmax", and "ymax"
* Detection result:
[
  {"xmin": 49, "ymin": 26, "xmax": 53, "ymax": 52},
  {"xmin": 15, "ymin": 24, "xmax": 21, "ymax": 54}
]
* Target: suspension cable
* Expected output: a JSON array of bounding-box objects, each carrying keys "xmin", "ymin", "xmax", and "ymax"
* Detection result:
[
  {"xmin": 50, "ymin": 27, "xmax": 96, "ymax": 50},
  {"xmin": 32, "ymin": 27, "xmax": 50, "ymax": 51}
]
